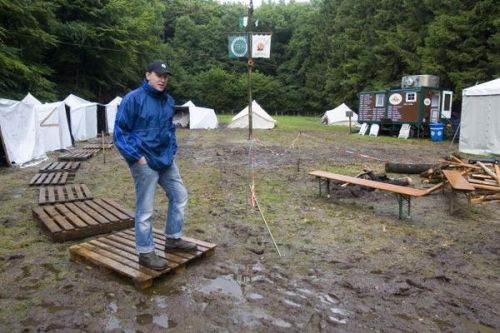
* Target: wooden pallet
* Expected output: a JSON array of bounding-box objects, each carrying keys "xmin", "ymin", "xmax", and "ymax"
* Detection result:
[
  {"xmin": 69, "ymin": 228, "xmax": 216, "ymax": 289},
  {"xmin": 32, "ymin": 198, "xmax": 134, "ymax": 242},
  {"xmin": 39, "ymin": 161, "xmax": 81, "ymax": 173},
  {"xmin": 81, "ymin": 143, "xmax": 114, "ymax": 150},
  {"xmin": 58, "ymin": 150, "xmax": 98, "ymax": 161},
  {"xmin": 29, "ymin": 172, "xmax": 75, "ymax": 186},
  {"xmin": 38, "ymin": 184, "xmax": 93, "ymax": 205}
]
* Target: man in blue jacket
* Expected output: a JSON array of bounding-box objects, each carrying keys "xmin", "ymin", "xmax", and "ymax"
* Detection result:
[{"xmin": 114, "ymin": 60, "xmax": 196, "ymax": 270}]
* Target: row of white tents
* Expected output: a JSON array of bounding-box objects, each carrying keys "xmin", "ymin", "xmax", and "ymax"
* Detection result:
[
  {"xmin": 2, "ymin": 78, "xmax": 497, "ymax": 167},
  {"xmin": 0, "ymin": 95, "xmax": 280, "ymax": 167},
  {"xmin": 0, "ymin": 94, "xmax": 121, "ymax": 167}
]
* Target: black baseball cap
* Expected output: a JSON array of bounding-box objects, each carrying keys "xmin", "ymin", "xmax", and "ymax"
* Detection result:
[{"xmin": 146, "ymin": 60, "xmax": 172, "ymax": 75}]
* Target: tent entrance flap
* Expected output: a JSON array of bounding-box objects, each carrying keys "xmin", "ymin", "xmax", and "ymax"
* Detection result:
[{"xmin": 0, "ymin": 127, "xmax": 9, "ymax": 166}]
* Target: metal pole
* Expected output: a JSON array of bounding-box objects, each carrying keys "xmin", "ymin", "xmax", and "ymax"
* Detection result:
[{"xmin": 247, "ymin": 0, "xmax": 254, "ymax": 140}]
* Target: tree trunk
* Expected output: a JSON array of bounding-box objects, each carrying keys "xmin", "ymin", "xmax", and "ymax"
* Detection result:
[{"xmin": 385, "ymin": 162, "xmax": 436, "ymax": 174}]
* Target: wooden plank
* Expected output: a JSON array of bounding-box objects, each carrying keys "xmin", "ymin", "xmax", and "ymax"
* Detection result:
[
  {"xmin": 495, "ymin": 164, "xmax": 500, "ymax": 186},
  {"xmin": 56, "ymin": 186, "xmax": 65, "ymax": 201},
  {"xmin": 477, "ymin": 161, "xmax": 498, "ymax": 180},
  {"xmin": 81, "ymin": 184, "xmax": 92, "ymax": 198},
  {"xmin": 60, "ymin": 172, "xmax": 68, "ymax": 184},
  {"xmin": 442, "ymin": 170, "xmax": 475, "ymax": 191},
  {"xmin": 34, "ymin": 199, "xmax": 134, "ymax": 242},
  {"xmin": 118, "ymin": 230, "xmax": 195, "ymax": 264},
  {"xmin": 68, "ymin": 229, "xmax": 216, "ymax": 289},
  {"xmin": 73, "ymin": 184, "xmax": 84, "ymax": 200},
  {"xmin": 65, "ymin": 185, "xmax": 75, "ymax": 201},
  {"xmin": 93, "ymin": 198, "xmax": 130, "ymax": 220},
  {"xmin": 309, "ymin": 170, "xmax": 433, "ymax": 197},
  {"xmin": 29, "ymin": 174, "xmax": 40, "ymax": 185},
  {"xmin": 69, "ymin": 245, "xmax": 151, "ymax": 283},
  {"xmin": 44, "ymin": 205, "xmax": 75, "ymax": 230},
  {"xmin": 65, "ymin": 202, "xmax": 100, "ymax": 226},
  {"xmin": 54, "ymin": 203, "xmax": 88, "ymax": 228},
  {"xmin": 101, "ymin": 198, "xmax": 135, "ymax": 218},
  {"xmin": 82, "ymin": 241, "xmax": 164, "ymax": 276},
  {"xmin": 39, "ymin": 187, "xmax": 47, "ymax": 205},
  {"xmin": 32, "ymin": 207, "xmax": 62, "ymax": 233},
  {"xmin": 73, "ymin": 201, "xmax": 109, "ymax": 224},
  {"xmin": 471, "ymin": 183, "xmax": 500, "ymax": 192},
  {"xmin": 84, "ymin": 200, "xmax": 118, "ymax": 221}
]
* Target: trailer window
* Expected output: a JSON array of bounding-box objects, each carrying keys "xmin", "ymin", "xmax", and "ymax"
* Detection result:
[
  {"xmin": 406, "ymin": 92, "xmax": 417, "ymax": 102},
  {"xmin": 375, "ymin": 94, "xmax": 385, "ymax": 107}
]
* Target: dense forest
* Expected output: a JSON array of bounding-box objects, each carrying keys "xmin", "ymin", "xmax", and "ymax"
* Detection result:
[{"xmin": 1, "ymin": 0, "xmax": 498, "ymax": 115}]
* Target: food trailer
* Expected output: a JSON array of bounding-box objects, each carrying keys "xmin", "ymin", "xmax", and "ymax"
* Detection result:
[{"xmin": 358, "ymin": 75, "xmax": 453, "ymax": 137}]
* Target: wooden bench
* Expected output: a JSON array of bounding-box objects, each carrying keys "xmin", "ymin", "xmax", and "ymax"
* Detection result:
[
  {"xmin": 441, "ymin": 169, "xmax": 474, "ymax": 212},
  {"xmin": 309, "ymin": 170, "xmax": 443, "ymax": 219}
]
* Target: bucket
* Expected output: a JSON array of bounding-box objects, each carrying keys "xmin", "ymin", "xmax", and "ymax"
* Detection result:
[{"xmin": 429, "ymin": 123, "xmax": 444, "ymax": 141}]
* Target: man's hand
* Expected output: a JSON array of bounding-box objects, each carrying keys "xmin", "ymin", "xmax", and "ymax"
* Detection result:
[{"xmin": 138, "ymin": 156, "xmax": 147, "ymax": 165}]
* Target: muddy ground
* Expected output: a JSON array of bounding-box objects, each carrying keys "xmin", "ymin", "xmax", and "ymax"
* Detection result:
[{"xmin": 0, "ymin": 118, "xmax": 499, "ymax": 332}]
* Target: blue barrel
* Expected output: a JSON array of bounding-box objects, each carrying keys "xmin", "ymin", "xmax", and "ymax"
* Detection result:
[{"xmin": 429, "ymin": 123, "xmax": 444, "ymax": 141}]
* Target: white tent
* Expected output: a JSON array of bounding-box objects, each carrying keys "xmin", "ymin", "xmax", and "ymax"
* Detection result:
[
  {"xmin": 227, "ymin": 100, "xmax": 277, "ymax": 129},
  {"xmin": 321, "ymin": 103, "xmax": 358, "ymax": 125},
  {"xmin": 459, "ymin": 78, "xmax": 500, "ymax": 155},
  {"xmin": 35, "ymin": 102, "xmax": 72, "ymax": 152},
  {"xmin": 64, "ymin": 94, "xmax": 97, "ymax": 141},
  {"xmin": 105, "ymin": 96, "xmax": 122, "ymax": 134},
  {"xmin": 22, "ymin": 93, "xmax": 42, "ymax": 106},
  {"xmin": 0, "ymin": 95, "xmax": 47, "ymax": 166},
  {"xmin": 179, "ymin": 101, "xmax": 218, "ymax": 129}
]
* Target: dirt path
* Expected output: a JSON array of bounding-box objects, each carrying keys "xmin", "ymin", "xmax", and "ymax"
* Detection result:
[{"xmin": 0, "ymin": 124, "xmax": 498, "ymax": 332}]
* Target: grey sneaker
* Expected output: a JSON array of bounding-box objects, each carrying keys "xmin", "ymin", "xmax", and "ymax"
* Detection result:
[
  {"xmin": 164, "ymin": 238, "xmax": 197, "ymax": 251},
  {"xmin": 138, "ymin": 252, "xmax": 168, "ymax": 271}
]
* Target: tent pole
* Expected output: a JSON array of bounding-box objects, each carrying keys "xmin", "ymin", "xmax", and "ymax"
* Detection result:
[
  {"xmin": 449, "ymin": 122, "xmax": 461, "ymax": 150},
  {"xmin": 247, "ymin": 0, "xmax": 254, "ymax": 140}
]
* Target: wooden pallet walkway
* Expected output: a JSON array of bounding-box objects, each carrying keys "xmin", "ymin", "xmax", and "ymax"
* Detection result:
[
  {"xmin": 38, "ymin": 184, "xmax": 93, "ymax": 205},
  {"xmin": 58, "ymin": 150, "xmax": 98, "ymax": 161},
  {"xmin": 29, "ymin": 172, "xmax": 75, "ymax": 186},
  {"xmin": 69, "ymin": 228, "xmax": 216, "ymax": 289},
  {"xmin": 39, "ymin": 161, "xmax": 81, "ymax": 173},
  {"xmin": 80, "ymin": 143, "xmax": 114, "ymax": 150},
  {"xmin": 32, "ymin": 198, "xmax": 134, "ymax": 242}
]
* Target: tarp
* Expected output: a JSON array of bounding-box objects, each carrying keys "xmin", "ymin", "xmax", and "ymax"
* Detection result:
[
  {"xmin": 35, "ymin": 102, "xmax": 72, "ymax": 152},
  {"xmin": 227, "ymin": 100, "xmax": 277, "ymax": 129},
  {"xmin": 179, "ymin": 100, "xmax": 218, "ymax": 129},
  {"xmin": 64, "ymin": 94, "xmax": 97, "ymax": 141},
  {"xmin": 321, "ymin": 103, "xmax": 358, "ymax": 125},
  {"xmin": 459, "ymin": 78, "xmax": 500, "ymax": 155},
  {"xmin": 105, "ymin": 96, "xmax": 122, "ymax": 134},
  {"xmin": 0, "ymin": 95, "xmax": 47, "ymax": 166}
]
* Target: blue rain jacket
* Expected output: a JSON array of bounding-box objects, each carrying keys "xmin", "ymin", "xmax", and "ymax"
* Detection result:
[{"xmin": 114, "ymin": 80, "xmax": 177, "ymax": 171}]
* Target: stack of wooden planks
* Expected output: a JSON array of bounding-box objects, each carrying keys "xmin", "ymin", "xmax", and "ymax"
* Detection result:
[{"xmin": 421, "ymin": 154, "xmax": 500, "ymax": 205}]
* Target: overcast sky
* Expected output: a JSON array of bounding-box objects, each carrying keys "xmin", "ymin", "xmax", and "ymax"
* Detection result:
[{"xmin": 218, "ymin": 0, "xmax": 309, "ymax": 7}]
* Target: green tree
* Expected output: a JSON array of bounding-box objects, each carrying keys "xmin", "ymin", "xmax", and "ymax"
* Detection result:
[{"xmin": 0, "ymin": 0, "xmax": 57, "ymax": 100}]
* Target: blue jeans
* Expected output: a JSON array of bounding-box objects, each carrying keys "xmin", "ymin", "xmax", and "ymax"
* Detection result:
[{"xmin": 130, "ymin": 160, "xmax": 188, "ymax": 253}]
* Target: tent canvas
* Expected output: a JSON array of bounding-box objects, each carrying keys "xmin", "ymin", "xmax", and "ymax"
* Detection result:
[
  {"xmin": 0, "ymin": 95, "xmax": 47, "ymax": 166},
  {"xmin": 459, "ymin": 78, "xmax": 500, "ymax": 155},
  {"xmin": 64, "ymin": 94, "xmax": 98, "ymax": 141},
  {"xmin": 173, "ymin": 101, "xmax": 218, "ymax": 129},
  {"xmin": 178, "ymin": 100, "xmax": 218, "ymax": 129},
  {"xmin": 35, "ymin": 102, "xmax": 72, "ymax": 152},
  {"xmin": 321, "ymin": 103, "xmax": 358, "ymax": 125},
  {"xmin": 227, "ymin": 100, "xmax": 277, "ymax": 129},
  {"xmin": 105, "ymin": 96, "xmax": 122, "ymax": 134}
]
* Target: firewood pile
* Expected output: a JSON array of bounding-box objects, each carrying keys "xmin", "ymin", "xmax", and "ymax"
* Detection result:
[{"xmin": 420, "ymin": 153, "xmax": 500, "ymax": 204}]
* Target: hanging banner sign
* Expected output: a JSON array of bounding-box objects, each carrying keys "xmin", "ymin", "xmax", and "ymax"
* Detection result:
[
  {"xmin": 251, "ymin": 34, "xmax": 271, "ymax": 58},
  {"xmin": 239, "ymin": 16, "xmax": 248, "ymax": 28},
  {"xmin": 228, "ymin": 34, "xmax": 249, "ymax": 58}
]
